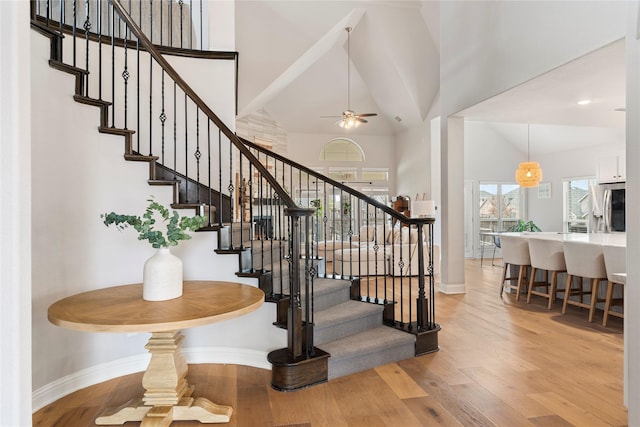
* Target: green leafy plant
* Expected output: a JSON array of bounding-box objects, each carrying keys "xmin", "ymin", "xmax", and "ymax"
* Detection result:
[
  {"xmin": 101, "ymin": 198, "xmax": 207, "ymax": 248},
  {"xmin": 510, "ymin": 219, "xmax": 541, "ymax": 232},
  {"xmin": 310, "ymin": 199, "xmax": 323, "ymax": 217}
]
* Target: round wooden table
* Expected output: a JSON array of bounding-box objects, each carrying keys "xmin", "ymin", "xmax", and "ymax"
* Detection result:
[{"xmin": 48, "ymin": 281, "xmax": 264, "ymax": 426}]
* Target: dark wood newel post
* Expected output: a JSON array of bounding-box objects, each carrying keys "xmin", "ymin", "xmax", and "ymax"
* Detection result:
[
  {"xmin": 268, "ymin": 206, "xmax": 329, "ymax": 391},
  {"xmin": 416, "ymin": 221, "xmax": 428, "ymax": 329},
  {"xmin": 415, "ymin": 218, "xmax": 440, "ymax": 356}
]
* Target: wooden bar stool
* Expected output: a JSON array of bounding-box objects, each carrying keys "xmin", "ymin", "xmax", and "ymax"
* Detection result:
[
  {"xmin": 499, "ymin": 235, "xmax": 531, "ymax": 301},
  {"xmin": 602, "ymin": 244, "xmax": 625, "ymax": 327},
  {"xmin": 527, "ymin": 237, "xmax": 566, "ymax": 309},
  {"xmin": 562, "ymin": 241, "xmax": 608, "ymax": 322}
]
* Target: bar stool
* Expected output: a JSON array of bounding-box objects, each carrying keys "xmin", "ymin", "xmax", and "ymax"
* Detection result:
[
  {"xmin": 562, "ymin": 241, "xmax": 608, "ymax": 322},
  {"xmin": 602, "ymin": 245, "xmax": 625, "ymax": 327},
  {"xmin": 499, "ymin": 235, "xmax": 531, "ymax": 301},
  {"xmin": 527, "ymin": 237, "xmax": 566, "ymax": 309}
]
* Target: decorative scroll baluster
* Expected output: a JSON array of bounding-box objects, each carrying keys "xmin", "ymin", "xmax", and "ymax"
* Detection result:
[
  {"xmin": 83, "ymin": 0, "xmax": 91, "ymax": 95},
  {"xmin": 195, "ymin": 107, "xmax": 201, "ymax": 202},
  {"xmin": 218, "ymin": 129, "xmax": 223, "ymax": 227},
  {"xmin": 159, "ymin": 70, "xmax": 166, "ymax": 162},
  {"xmin": 207, "ymin": 120, "xmax": 212, "ymax": 226},
  {"xmin": 122, "ymin": 22, "xmax": 129, "ymax": 129},
  {"xmin": 228, "ymin": 138, "xmax": 234, "ymax": 240}
]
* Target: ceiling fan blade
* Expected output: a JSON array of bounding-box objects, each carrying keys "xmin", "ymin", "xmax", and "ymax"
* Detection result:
[
  {"xmin": 355, "ymin": 113, "xmax": 377, "ymax": 118},
  {"xmin": 320, "ymin": 115, "xmax": 343, "ymax": 118},
  {"xmin": 356, "ymin": 117, "xmax": 368, "ymax": 124}
]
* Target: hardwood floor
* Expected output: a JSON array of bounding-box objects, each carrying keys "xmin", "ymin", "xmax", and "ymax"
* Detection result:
[{"xmin": 33, "ymin": 259, "xmax": 627, "ymax": 426}]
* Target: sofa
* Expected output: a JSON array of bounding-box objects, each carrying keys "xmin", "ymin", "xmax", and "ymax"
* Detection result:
[{"xmin": 333, "ymin": 224, "xmax": 433, "ymax": 277}]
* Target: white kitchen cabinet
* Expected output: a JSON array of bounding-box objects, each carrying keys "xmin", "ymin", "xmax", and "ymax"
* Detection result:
[{"xmin": 597, "ymin": 154, "xmax": 625, "ymax": 183}]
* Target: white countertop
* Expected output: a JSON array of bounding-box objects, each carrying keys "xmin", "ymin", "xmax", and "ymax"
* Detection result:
[{"xmin": 501, "ymin": 231, "xmax": 626, "ymax": 247}]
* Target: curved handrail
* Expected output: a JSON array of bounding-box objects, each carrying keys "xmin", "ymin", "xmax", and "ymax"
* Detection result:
[
  {"xmin": 240, "ymin": 136, "xmax": 434, "ymax": 226},
  {"xmin": 111, "ymin": 0, "xmax": 296, "ymax": 209}
]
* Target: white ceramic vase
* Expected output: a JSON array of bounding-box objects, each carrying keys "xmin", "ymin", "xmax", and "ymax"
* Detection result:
[{"xmin": 143, "ymin": 247, "xmax": 183, "ymax": 301}]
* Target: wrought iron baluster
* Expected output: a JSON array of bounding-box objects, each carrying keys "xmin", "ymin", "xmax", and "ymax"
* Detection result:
[
  {"xmin": 207, "ymin": 120, "xmax": 212, "ymax": 226},
  {"xmin": 179, "ymin": 0, "xmax": 183, "ymax": 48},
  {"xmin": 159, "ymin": 69, "xmax": 166, "ymax": 162},
  {"xmin": 83, "ymin": 0, "xmax": 91, "ymax": 95},
  {"xmin": 136, "ymin": 1, "xmax": 141, "ymax": 151},
  {"xmin": 59, "ymin": 0, "xmax": 63, "ymax": 41},
  {"xmin": 148, "ymin": 0, "xmax": 153, "ymax": 155},
  {"xmin": 122, "ymin": 21, "xmax": 129, "ymax": 129},
  {"xmin": 195, "ymin": 107, "xmax": 201, "ymax": 202},
  {"xmin": 184, "ymin": 93, "xmax": 188, "ymax": 201},
  {"xmin": 228, "ymin": 137, "xmax": 234, "ymax": 242},
  {"xmin": 249, "ymin": 162, "xmax": 254, "ymax": 268},
  {"xmin": 173, "ymin": 81, "xmax": 177, "ymax": 181},
  {"xmin": 110, "ymin": 3, "xmax": 115, "ymax": 127},
  {"xmin": 98, "ymin": 0, "xmax": 102, "ymax": 100},
  {"xmin": 218, "ymin": 129, "xmax": 223, "ymax": 227},
  {"xmin": 72, "ymin": 0, "xmax": 77, "ymax": 67},
  {"xmin": 239, "ymin": 154, "xmax": 244, "ymax": 249}
]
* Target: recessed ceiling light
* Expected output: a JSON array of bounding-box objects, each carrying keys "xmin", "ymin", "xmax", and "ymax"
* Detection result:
[{"xmin": 577, "ymin": 99, "xmax": 591, "ymax": 105}]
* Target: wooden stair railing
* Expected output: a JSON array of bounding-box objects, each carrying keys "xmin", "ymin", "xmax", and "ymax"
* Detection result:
[
  {"xmin": 31, "ymin": 0, "xmax": 332, "ymax": 390},
  {"xmin": 31, "ymin": 0, "xmax": 441, "ymax": 390}
]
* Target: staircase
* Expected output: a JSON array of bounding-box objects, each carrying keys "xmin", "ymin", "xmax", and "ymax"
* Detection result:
[{"xmin": 30, "ymin": 0, "xmax": 439, "ymax": 391}]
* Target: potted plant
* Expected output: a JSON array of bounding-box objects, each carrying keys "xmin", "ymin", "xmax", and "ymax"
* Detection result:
[
  {"xmin": 101, "ymin": 198, "xmax": 206, "ymax": 301},
  {"xmin": 510, "ymin": 219, "xmax": 541, "ymax": 232}
]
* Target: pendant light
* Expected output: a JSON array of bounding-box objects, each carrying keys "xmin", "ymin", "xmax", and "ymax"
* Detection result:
[{"xmin": 515, "ymin": 124, "xmax": 542, "ymax": 187}]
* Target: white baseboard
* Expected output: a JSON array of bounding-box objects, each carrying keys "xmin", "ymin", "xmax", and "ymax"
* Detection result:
[
  {"xmin": 32, "ymin": 347, "xmax": 271, "ymax": 413},
  {"xmin": 438, "ymin": 282, "xmax": 467, "ymax": 294}
]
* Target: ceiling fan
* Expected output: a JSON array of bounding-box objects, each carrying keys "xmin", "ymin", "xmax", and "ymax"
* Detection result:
[{"xmin": 322, "ymin": 27, "xmax": 377, "ymax": 129}]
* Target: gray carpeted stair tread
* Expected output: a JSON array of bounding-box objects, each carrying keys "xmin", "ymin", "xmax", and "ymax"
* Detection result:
[
  {"xmin": 321, "ymin": 325, "xmax": 415, "ymax": 358},
  {"xmin": 314, "ymin": 301, "xmax": 383, "ymax": 345},
  {"xmin": 314, "ymin": 301, "xmax": 382, "ymax": 328},
  {"xmin": 322, "ymin": 326, "xmax": 416, "ymax": 379}
]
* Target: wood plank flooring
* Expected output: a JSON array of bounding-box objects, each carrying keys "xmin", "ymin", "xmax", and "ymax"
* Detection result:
[{"xmin": 33, "ymin": 259, "xmax": 627, "ymax": 426}]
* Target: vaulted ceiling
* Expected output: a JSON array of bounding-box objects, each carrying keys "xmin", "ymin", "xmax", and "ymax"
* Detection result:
[
  {"xmin": 234, "ymin": 2, "xmax": 625, "ymax": 155},
  {"xmin": 235, "ymin": 1, "xmax": 440, "ymax": 136}
]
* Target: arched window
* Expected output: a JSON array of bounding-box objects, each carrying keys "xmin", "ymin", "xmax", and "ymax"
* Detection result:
[{"xmin": 319, "ymin": 138, "xmax": 365, "ymax": 162}]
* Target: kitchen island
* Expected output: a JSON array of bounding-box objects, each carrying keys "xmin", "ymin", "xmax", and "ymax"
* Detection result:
[{"xmin": 500, "ymin": 231, "xmax": 625, "ymax": 247}]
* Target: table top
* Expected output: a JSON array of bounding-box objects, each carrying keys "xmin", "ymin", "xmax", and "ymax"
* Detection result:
[{"xmin": 48, "ymin": 281, "xmax": 265, "ymax": 333}]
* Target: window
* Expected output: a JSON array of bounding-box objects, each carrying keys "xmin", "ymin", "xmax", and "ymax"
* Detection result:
[
  {"xmin": 563, "ymin": 178, "xmax": 595, "ymax": 233},
  {"xmin": 479, "ymin": 183, "xmax": 522, "ymax": 232},
  {"xmin": 319, "ymin": 138, "xmax": 365, "ymax": 162}
]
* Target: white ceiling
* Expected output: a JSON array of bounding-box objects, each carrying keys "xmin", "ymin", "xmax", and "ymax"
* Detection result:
[
  {"xmin": 459, "ymin": 38, "xmax": 626, "ymax": 156},
  {"xmin": 235, "ymin": 2, "xmax": 625, "ymax": 154},
  {"xmin": 235, "ymin": 1, "xmax": 440, "ymax": 136}
]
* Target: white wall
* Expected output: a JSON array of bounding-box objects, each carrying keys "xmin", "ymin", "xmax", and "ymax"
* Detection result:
[
  {"xmin": 396, "ymin": 122, "xmax": 430, "ymax": 200},
  {"xmin": 0, "ymin": 2, "xmax": 32, "ymax": 425},
  {"xmin": 30, "ymin": 30, "xmax": 284, "ymax": 412},
  {"xmin": 625, "ymin": 2, "xmax": 640, "ymax": 420},
  {"xmin": 441, "ymin": 0, "xmax": 634, "ymax": 420},
  {"xmin": 528, "ymin": 142, "xmax": 625, "ymax": 232},
  {"xmin": 287, "ymin": 132, "xmax": 396, "ymax": 193},
  {"xmin": 439, "ymin": 0, "xmax": 628, "ymax": 291}
]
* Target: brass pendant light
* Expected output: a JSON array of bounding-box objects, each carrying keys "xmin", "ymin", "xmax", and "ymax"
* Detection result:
[{"xmin": 515, "ymin": 124, "xmax": 542, "ymax": 187}]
